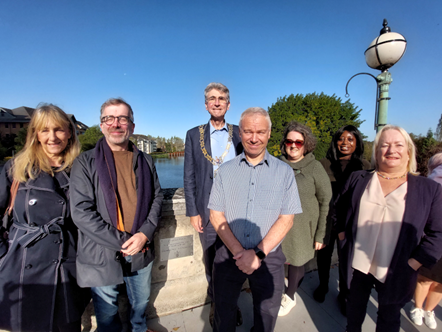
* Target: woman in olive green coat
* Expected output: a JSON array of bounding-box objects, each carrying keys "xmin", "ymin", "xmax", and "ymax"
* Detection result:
[{"xmin": 278, "ymin": 122, "xmax": 332, "ymax": 316}]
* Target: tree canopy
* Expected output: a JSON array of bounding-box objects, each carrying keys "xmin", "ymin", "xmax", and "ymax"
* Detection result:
[
  {"xmin": 14, "ymin": 127, "xmax": 28, "ymax": 153},
  {"xmin": 435, "ymin": 113, "xmax": 442, "ymax": 142},
  {"xmin": 78, "ymin": 125, "xmax": 103, "ymax": 152},
  {"xmin": 267, "ymin": 92, "xmax": 364, "ymax": 160},
  {"xmin": 410, "ymin": 129, "xmax": 442, "ymax": 175}
]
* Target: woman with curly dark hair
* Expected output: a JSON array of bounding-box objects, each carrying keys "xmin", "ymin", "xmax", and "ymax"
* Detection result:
[
  {"xmin": 313, "ymin": 125, "xmax": 370, "ymax": 315},
  {"xmin": 277, "ymin": 121, "xmax": 332, "ymax": 316}
]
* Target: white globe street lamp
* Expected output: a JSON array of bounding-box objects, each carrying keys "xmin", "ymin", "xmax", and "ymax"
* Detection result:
[{"xmin": 346, "ymin": 19, "xmax": 407, "ymax": 132}]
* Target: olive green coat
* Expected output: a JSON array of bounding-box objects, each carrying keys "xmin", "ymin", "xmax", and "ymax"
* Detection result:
[{"xmin": 280, "ymin": 153, "xmax": 332, "ymax": 266}]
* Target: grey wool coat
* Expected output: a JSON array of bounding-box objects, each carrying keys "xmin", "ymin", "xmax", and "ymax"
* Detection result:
[
  {"xmin": 280, "ymin": 153, "xmax": 332, "ymax": 266},
  {"xmin": 70, "ymin": 148, "xmax": 163, "ymax": 287}
]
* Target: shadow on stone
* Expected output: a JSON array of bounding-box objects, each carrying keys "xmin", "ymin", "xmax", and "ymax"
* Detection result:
[{"xmin": 80, "ymin": 187, "xmax": 210, "ymax": 331}]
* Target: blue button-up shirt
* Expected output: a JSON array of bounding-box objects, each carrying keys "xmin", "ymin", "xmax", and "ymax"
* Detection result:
[
  {"xmin": 208, "ymin": 150, "xmax": 302, "ymax": 251},
  {"xmin": 210, "ymin": 122, "xmax": 236, "ymax": 177}
]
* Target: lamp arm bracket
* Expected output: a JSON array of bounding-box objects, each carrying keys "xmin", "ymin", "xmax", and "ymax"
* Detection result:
[
  {"xmin": 345, "ymin": 72, "xmax": 382, "ymax": 131},
  {"xmin": 345, "ymin": 72, "xmax": 378, "ymax": 97}
]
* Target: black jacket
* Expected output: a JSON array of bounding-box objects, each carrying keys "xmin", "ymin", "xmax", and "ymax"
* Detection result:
[
  {"xmin": 337, "ymin": 171, "xmax": 442, "ymax": 305},
  {"xmin": 70, "ymin": 148, "xmax": 163, "ymax": 287},
  {"xmin": 0, "ymin": 160, "xmax": 89, "ymax": 331}
]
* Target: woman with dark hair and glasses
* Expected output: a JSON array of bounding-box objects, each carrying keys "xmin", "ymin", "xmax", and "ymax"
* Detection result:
[
  {"xmin": 277, "ymin": 121, "xmax": 332, "ymax": 316},
  {"xmin": 313, "ymin": 124, "xmax": 370, "ymax": 314}
]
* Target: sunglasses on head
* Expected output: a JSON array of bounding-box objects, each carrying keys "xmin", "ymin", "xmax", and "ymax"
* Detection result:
[{"xmin": 284, "ymin": 139, "xmax": 304, "ymax": 148}]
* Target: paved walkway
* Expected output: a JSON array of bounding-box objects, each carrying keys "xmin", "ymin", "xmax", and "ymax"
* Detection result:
[{"xmin": 146, "ymin": 266, "xmax": 442, "ymax": 332}]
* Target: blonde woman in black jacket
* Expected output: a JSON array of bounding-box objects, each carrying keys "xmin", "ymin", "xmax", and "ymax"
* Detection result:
[{"xmin": 0, "ymin": 104, "xmax": 89, "ymax": 332}]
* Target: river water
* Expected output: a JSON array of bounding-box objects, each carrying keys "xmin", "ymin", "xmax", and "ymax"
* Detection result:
[
  {"xmin": 0, "ymin": 156, "xmax": 185, "ymax": 189},
  {"xmin": 152, "ymin": 156, "xmax": 184, "ymax": 189}
]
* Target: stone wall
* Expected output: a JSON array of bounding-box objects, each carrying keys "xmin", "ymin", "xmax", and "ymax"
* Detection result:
[
  {"xmin": 80, "ymin": 187, "xmax": 338, "ymax": 329},
  {"xmin": 81, "ymin": 188, "xmax": 210, "ymax": 330},
  {"xmin": 147, "ymin": 188, "xmax": 209, "ymax": 317}
]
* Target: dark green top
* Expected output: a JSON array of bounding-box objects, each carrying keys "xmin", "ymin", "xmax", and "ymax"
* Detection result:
[{"xmin": 280, "ymin": 153, "xmax": 332, "ymax": 266}]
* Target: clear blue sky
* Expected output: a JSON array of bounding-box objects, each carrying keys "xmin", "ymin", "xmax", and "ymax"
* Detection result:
[{"xmin": 1, "ymin": 0, "xmax": 441, "ymax": 141}]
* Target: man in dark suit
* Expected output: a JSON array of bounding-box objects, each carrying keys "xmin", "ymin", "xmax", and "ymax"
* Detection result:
[{"xmin": 184, "ymin": 82, "xmax": 243, "ymax": 326}]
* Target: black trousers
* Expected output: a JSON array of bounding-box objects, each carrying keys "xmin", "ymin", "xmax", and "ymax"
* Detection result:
[
  {"xmin": 52, "ymin": 320, "xmax": 82, "ymax": 332},
  {"xmin": 347, "ymin": 270, "xmax": 405, "ymax": 332},
  {"xmin": 213, "ymin": 240, "xmax": 285, "ymax": 332},
  {"xmin": 199, "ymin": 221, "xmax": 217, "ymax": 301},
  {"xmin": 316, "ymin": 228, "xmax": 348, "ymax": 298}
]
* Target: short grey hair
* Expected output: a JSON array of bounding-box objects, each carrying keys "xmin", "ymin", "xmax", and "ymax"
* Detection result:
[
  {"xmin": 239, "ymin": 107, "xmax": 272, "ymax": 130},
  {"xmin": 204, "ymin": 82, "xmax": 230, "ymax": 103},
  {"xmin": 428, "ymin": 152, "xmax": 442, "ymax": 174},
  {"xmin": 100, "ymin": 97, "xmax": 134, "ymax": 122}
]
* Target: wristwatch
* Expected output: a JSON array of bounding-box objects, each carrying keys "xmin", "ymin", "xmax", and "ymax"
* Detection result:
[{"xmin": 253, "ymin": 246, "xmax": 266, "ymax": 260}]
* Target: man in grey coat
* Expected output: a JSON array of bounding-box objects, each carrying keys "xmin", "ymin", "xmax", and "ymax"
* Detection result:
[{"xmin": 70, "ymin": 98, "xmax": 163, "ymax": 332}]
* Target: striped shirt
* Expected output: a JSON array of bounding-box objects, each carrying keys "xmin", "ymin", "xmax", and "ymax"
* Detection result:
[{"xmin": 208, "ymin": 150, "xmax": 302, "ymax": 250}]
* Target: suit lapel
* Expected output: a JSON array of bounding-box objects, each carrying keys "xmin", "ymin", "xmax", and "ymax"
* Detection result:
[
  {"xmin": 402, "ymin": 173, "xmax": 417, "ymax": 228},
  {"xmin": 388, "ymin": 174, "xmax": 416, "ymax": 272},
  {"xmin": 232, "ymin": 124, "xmax": 242, "ymax": 156},
  {"xmin": 204, "ymin": 120, "xmax": 212, "ymax": 157}
]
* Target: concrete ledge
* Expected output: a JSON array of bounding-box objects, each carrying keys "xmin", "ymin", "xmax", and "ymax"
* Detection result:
[
  {"xmin": 149, "ymin": 187, "xmax": 209, "ymax": 317},
  {"xmin": 80, "ymin": 187, "xmax": 338, "ymax": 330}
]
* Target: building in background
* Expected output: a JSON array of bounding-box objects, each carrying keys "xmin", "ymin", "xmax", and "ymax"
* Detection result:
[
  {"xmin": 0, "ymin": 106, "xmax": 89, "ymax": 138},
  {"xmin": 0, "ymin": 106, "xmax": 89, "ymax": 159},
  {"xmin": 68, "ymin": 115, "xmax": 89, "ymax": 136},
  {"xmin": 133, "ymin": 134, "xmax": 157, "ymax": 154},
  {"xmin": 0, "ymin": 106, "xmax": 34, "ymax": 139}
]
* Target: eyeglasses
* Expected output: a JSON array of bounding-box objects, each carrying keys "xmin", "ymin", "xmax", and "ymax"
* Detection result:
[
  {"xmin": 100, "ymin": 115, "xmax": 132, "ymax": 126},
  {"xmin": 284, "ymin": 139, "xmax": 304, "ymax": 148},
  {"xmin": 206, "ymin": 96, "xmax": 228, "ymax": 104}
]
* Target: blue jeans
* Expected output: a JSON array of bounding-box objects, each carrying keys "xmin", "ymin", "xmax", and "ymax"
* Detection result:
[{"xmin": 91, "ymin": 259, "xmax": 153, "ymax": 332}]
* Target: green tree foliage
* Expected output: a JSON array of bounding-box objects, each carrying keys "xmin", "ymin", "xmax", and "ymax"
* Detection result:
[
  {"xmin": 435, "ymin": 113, "xmax": 442, "ymax": 142},
  {"xmin": 166, "ymin": 136, "xmax": 184, "ymax": 152},
  {"xmin": 0, "ymin": 140, "xmax": 8, "ymax": 160},
  {"xmin": 78, "ymin": 125, "xmax": 103, "ymax": 152},
  {"xmin": 363, "ymin": 141, "xmax": 373, "ymax": 164},
  {"xmin": 267, "ymin": 93, "xmax": 364, "ymax": 160},
  {"xmin": 410, "ymin": 129, "xmax": 440, "ymax": 175},
  {"xmin": 153, "ymin": 136, "xmax": 184, "ymax": 152},
  {"xmin": 0, "ymin": 131, "xmax": 21, "ymax": 159},
  {"xmin": 0, "ymin": 133, "xmax": 17, "ymax": 158},
  {"xmin": 14, "ymin": 127, "xmax": 28, "ymax": 153},
  {"xmin": 155, "ymin": 136, "xmax": 166, "ymax": 152}
]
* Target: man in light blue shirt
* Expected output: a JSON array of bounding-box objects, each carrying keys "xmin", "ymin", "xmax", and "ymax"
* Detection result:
[
  {"xmin": 183, "ymin": 83, "xmax": 243, "ymax": 326},
  {"xmin": 209, "ymin": 107, "xmax": 302, "ymax": 332},
  {"xmin": 209, "ymin": 120, "xmax": 236, "ymax": 176}
]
